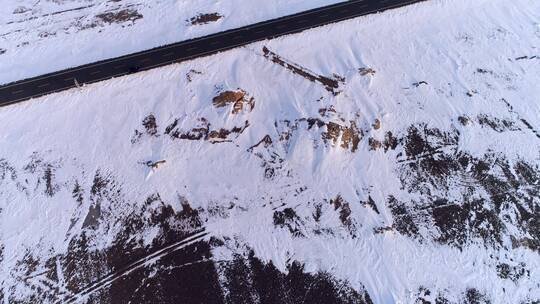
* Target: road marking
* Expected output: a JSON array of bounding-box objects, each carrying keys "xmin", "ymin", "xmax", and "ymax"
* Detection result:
[
  {"xmin": 139, "ymin": 58, "xmax": 151, "ymax": 63},
  {"xmin": 254, "ymin": 29, "xmax": 265, "ymax": 34},
  {"xmin": 90, "ymin": 70, "xmax": 101, "ymax": 75},
  {"xmin": 276, "ymin": 24, "xmax": 286, "ymax": 29},
  {"xmin": 232, "ymin": 35, "xmax": 243, "ymax": 40},
  {"xmin": 162, "ymin": 52, "xmax": 175, "ymax": 57},
  {"xmin": 186, "ymin": 46, "xmax": 198, "ymax": 51},
  {"xmin": 11, "ymin": 90, "xmax": 24, "ymax": 94},
  {"xmin": 63, "ymin": 77, "xmax": 73, "ymax": 82},
  {"xmin": 37, "ymin": 83, "xmax": 50, "ymax": 88},
  {"xmin": 297, "ymin": 19, "xmax": 309, "ymax": 24},
  {"xmin": 319, "ymin": 14, "xmax": 329, "ymax": 18}
]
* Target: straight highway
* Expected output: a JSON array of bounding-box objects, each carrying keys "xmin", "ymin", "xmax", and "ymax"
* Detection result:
[{"xmin": 0, "ymin": 0, "xmax": 425, "ymax": 106}]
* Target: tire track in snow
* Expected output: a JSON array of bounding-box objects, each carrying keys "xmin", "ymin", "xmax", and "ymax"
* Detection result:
[{"xmin": 59, "ymin": 229, "xmax": 209, "ymax": 304}]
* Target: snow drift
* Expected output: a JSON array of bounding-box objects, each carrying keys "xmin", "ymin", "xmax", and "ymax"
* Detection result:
[{"xmin": 0, "ymin": 0, "xmax": 539, "ymax": 303}]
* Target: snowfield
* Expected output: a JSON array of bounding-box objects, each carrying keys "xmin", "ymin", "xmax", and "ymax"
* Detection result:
[
  {"xmin": 0, "ymin": 0, "xmax": 342, "ymax": 85},
  {"xmin": 1, "ymin": 0, "xmax": 540, "ymax": 303}
]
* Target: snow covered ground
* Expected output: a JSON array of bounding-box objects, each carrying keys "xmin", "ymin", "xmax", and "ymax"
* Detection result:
[
  {"xmin": 0, "ymin": 0, "xmax": 342, "ymax": 85},
  {"xmin": 1, "ymin": 0, "xmax": 540, "ymax": 303}
]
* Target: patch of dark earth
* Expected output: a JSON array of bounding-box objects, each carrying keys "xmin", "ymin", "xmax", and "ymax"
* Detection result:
[
  {"xmin": 389, "ymin": 123, "xmax": 539, "ymax": 252},
  {"xmin": 273, "ymin": 207, "xmax": 305, "ymax": 237},
  {"xmin": 3, "ymin": 166, "xmax": 372, "ymax": 303},
  {"xmin": 9, "ymin": 207, "xmax": 373, "ymax": 303},
  {"xmin": 414, "ymin": 287, "xmax": 493, "ymax": 304}
]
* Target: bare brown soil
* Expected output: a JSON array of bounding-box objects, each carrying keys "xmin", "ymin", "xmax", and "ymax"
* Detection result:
[
  {"xmin": 322, "ymin": 121, "xmax": 362, "ymax": 152},
  {"xmin": 212, "ymin": 90, "xmax": 254, "ymax": 114}
]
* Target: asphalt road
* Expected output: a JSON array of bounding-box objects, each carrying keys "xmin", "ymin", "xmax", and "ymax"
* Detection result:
[{"xmin": 0, "ymin": 0, "xmax": 425, "ymax": 107}]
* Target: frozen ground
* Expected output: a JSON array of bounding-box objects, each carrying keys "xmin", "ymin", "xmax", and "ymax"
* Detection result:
[
  {"xmin": 0, "ymin": 0, "xmax": 539, "ymax": 303},
  {"xmin": 0, "ymin": 0, "xmax": 342, "ymax": 85}
]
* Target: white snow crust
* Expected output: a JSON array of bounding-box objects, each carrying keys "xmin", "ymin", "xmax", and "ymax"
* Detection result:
[{"xmin": 0, "ymin": 0, "xmax": 539, "ymax": 303}]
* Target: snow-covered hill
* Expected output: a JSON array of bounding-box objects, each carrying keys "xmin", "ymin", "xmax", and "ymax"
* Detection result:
[
  {"xmin": 1, "ymin": 0, "xmax": 539, "ymax": 303},
  {"xmin": 0, "ymin": 0, "xmax": 341, "ymax": 84}
]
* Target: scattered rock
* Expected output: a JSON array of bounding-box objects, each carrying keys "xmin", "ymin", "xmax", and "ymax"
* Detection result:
[
  {"xmin": 247, "ymin": 135, "xmax": 273, "ymax": 152},
  {"xmin": 13, "ymin": 6, "xmax": 31, "ymax": 14},
  {"xmin": 212, "ymin": 90, "xmax": 255, "ymax": 114},
  {"xmin": 368, "ymin": 132, "xmax": 397, "ymax": 152},
  {"xmin": 518, "ymin": 118, "xmax": 540, "ymax": 139},
  {"xmin": 373, "ymin": 226, "xmax": 393, "ymax": 234},
  {"xmin": 165, "ymin": 116, "xmax": 249, "ymax": 143},
  {"xmin": 515, "ymin": 55, "xmax": 537, "ymax": 61},
  {"xmin": 329, "ymin": 195, "xmax": 357, "ymax": 237},
  {"xmin": 142, "ymin": 114, "xmax": 158, "ymax": 136},
  {"xmin": 186, "ymin": 69, "xmax": 202, "ymax": 82},
  {"xmin": 412, "ymin": 81, "xmax": 428, "ymax": 87},
  {"xmin": 361, "ymin": 196, "xmax": 380, "ymax": 214},
  {"xmin": 476, "ymin": 114, "xmax": 519, "ymax": 132},
  {"xmin": 23, "ymin": 152, "xmax": 61, "ymax": 197},
  {"xmin": 95, "ymin": 9, "xmax": 143, "ymax": 24},
  {"xmin": 273, "ymin": 208, "xmax": 304, "ymax": 237},
  {"xmin": 212, "ymin": 91, "xmax": 245, "ymax": 107},
  {"xmin": 359, "ymin": 67, "xmax": 376, "ymax": 76},
  {"xmin": 38, "ymin": 31, "xmax": 56, "ymax": 38},
  {"xmin": 476, "ymin": 68, "xmax": 493, "ymax": 75},
  {"xmin": 189, "ymin": 13, "xmax": 223, "ymax": 25},
  {"xmin": 319, "ymin": 106, "xmax": 337, "ymax": 117},
  {"xmin": 466, "ymin": 89, "xmax": 478, "ymax": 97},
  {"xmin": 323, "ymin": 121, "xmax": 362, "ymax": 152},
  {"xmin": 496, "ymin": 262, "xmax": 529, "ymax": 282},
  {"xmin": 458, "ymin": 115, "xmax": 471, "ymax": 126},
  {"xmin": 263, "ymin": 46, "xmax": 343, "ymax": 95},
  {"xmin": 368, "ymin": 138, "xmax": 382, "ymax": 151},
  {"xmin": 464, "ymin": 288, "xmax": 490, "ymax": 304},
  {"xmin": 145, "ymin": 160, "xmax": 166, "ymax": 170},
  {"xmin": 306, "ymin": 118, "xmax": 325, "ymax": 129},
  {"xmin": 131, "ymin": 114, "xmax": 159, "ymax": 143}
]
